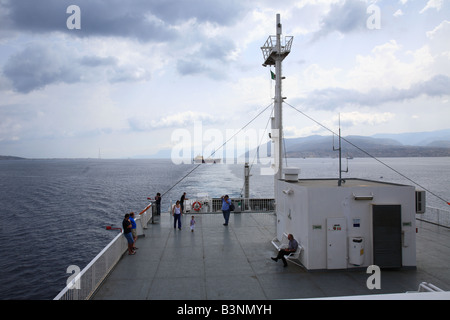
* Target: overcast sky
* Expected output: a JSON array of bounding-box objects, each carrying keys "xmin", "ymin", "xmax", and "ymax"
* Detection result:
[{"xmin": 0, "ymin": 0, "xmax": 449, "ymax": 159}]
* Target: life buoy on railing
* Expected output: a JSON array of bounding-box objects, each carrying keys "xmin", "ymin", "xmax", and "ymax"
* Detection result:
[{"xmin": 192, "ymin": 201, "xmax": 202, "ymax": 212}]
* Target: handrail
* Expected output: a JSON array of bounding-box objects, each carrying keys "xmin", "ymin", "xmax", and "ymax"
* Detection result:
[
  {"xmin": 54, "ymin": 230, "xmax": 127, "ymax": 300},
  {"xmin": 417, "ymin": 206, "xmax": 450, "ymax": 228},
  {"xmin": 170, "ymin": 197, "xmax": 276, "ymax": 214},
  {"xmin": 54, "ymin": 201, "xmax": 446, "ymax": 299},
  {"xmin": 54, "ymin": 201, "xmax": 156, "ymax": 300},
  {"xmin": 418, "ymin": 282, "xmax": 444, "ymax": 292}
]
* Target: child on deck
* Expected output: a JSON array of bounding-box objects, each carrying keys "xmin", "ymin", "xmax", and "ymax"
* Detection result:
[{"xmin": 190, "ymin": 216, "xmax": 196, "ymax": 232}]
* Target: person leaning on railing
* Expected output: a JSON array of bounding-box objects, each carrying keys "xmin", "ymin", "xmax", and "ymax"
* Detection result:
[{"xmin": 122, "ymin": 213, "xmax": 136, "ymax": 255}]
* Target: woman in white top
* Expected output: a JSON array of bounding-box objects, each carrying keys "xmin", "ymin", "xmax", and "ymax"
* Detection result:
[{"xmin": 172, "ymin": 200, "xmax": 182, "ymax": 230}]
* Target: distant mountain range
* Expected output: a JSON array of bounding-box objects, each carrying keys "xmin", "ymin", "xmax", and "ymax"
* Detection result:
[
  {"xmin": 148, "ymin": 129, "xmax": 450, "ymax": 159},
  {"xmin": 372, "ymin": 129, "xmax": 450, "ymax": 147},
  {"xmin": 283, "ymin": 129, "xmax": 450, "ymax": 158},
  {"xmin": 0, "ymin": 155, "xmax": 26, "ymax": 160},
  {"xmin": 2, "ymin": 129, "xmax": 450, "ymax": 159}
]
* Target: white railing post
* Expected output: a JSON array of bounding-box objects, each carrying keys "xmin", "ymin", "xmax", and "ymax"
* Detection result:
[{"xmin": 417, "ymin": 206, "xmax": 450, "ymax": 228}]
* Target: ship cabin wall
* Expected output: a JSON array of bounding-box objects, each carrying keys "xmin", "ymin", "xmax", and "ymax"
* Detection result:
[{"xmin": 276, "ymin": 179, "xmax": 417, "ymax": 270}]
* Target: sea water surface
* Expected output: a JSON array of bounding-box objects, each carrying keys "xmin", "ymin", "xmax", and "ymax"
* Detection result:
[{"xmin": 0, "ymin": 157, "xmax": 449, "ymax": 299}]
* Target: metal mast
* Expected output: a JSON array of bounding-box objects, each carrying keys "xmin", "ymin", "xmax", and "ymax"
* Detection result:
[{"xmin": 261, "ymin": 14, "xmax": 293, "ymax": 194}]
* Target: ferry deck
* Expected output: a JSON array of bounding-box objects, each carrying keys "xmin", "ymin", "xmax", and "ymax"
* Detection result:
[
  {"xmin": 92, "ymin": 211, "xmax": 450, "ymax": 300},
  {"xmin": 90, "ymin": 13, "xmax": 450, "ymax": 301}
]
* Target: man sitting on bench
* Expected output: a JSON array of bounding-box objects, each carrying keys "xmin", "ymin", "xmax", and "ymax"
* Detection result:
[{"xmin": 271, "ymin": 234, "xmax": 298, "ymax": 267}]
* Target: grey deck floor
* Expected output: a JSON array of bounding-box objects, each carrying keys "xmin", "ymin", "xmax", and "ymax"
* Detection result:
[{"xmin": 93, "ymin": 212, "xmax": 450, "ymax": 300}]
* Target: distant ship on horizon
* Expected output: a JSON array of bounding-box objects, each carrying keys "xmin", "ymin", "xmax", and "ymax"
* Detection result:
[{"xmin": 193, "ymin": 155, "xmax": 221, "ymax": 164}]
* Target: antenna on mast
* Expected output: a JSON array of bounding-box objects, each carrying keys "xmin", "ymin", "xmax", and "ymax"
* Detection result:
[
  {"xmin": 261, "ymin": 14, "xmax": 293, "ymax": 195},
  {"xmin": 333, "ymin": 114, "xmax": 348, "ymax": 186}
]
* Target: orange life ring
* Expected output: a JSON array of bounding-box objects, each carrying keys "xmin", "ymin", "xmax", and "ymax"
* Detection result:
[{"xmin": 192, "ymin": 201, "xmax": 202, "ymax": 212}]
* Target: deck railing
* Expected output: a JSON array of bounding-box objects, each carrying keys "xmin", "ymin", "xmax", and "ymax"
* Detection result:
[
  {"xmin": 417, "ymin": 206, "xmax": 450, "ymax": 228},
  {"xmin": 54, "ymin": 230, "xmax": 127, "ymax": 300},
  {"xmin": 173, "ymin": 197, "xmax": 276, "ymax": 214},
  {"xmin": 54, "ymin": 199, "xmax": 274, "ymax": 300},
  {"xmin": 54, "ymin": 203, "xmax": 155, "ymax": 300},
  {"xmin": 55, "ymin": 202, "xmax": 447, "ymax": 300}
]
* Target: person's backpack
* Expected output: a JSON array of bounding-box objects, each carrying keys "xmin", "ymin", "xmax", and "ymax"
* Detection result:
[{"xmin": 229, "ymin": 202, "xmax": 235, "ymax": 211}]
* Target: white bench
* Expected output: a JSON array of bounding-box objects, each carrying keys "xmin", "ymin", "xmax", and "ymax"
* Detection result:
[{"xmin": 271, "ymin": 233, "xmax": 303, "ymax": 267}]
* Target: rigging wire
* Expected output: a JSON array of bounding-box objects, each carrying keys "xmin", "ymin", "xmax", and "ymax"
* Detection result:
[
  {"xmin": 239, "ymin": 104, "xmax": 274, "ymax": 196},
  {"xmin": 208, "ymin": 102, "xmax": 274, "ymax": 159},
  {"xmin": 284, "ymin": 101, "xmax": 450, "ymax": 206},
  {"xmin": 161, "ymin": 98, "xmax": 449, "ymax": 207},
  {"xmin": 161, "ymin": 102, "xmax": 275, "ymax": 198},
  {"xmin": 161, "ymin": 163, "xmax": 201, "ymax": 198}
]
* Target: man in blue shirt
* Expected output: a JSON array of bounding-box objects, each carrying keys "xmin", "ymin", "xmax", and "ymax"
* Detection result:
[
  {"xmin": 271, "ymin": 234, "xmax": 298, "ymax": 267},
  {"xmin": 122, "ymin": 213, "xmax": 135, "ymax": 255},
  {"xmin": 221, "ymin": 195, "xmax": 231, "ymax": 226},
  {"xmin": 129, "ymin": 212, "xmax": 138, "ymax": 251}
]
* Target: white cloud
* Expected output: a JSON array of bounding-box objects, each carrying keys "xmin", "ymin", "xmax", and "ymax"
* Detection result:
[
  {"xmin": 420, "ymin": 0, "xmax": 444, "ymax": 14},
  {"xmin": 283, "ymin": 110, "xmax": 396, "ymax": 138},
  {"xmin": 426, "ymin": 19, "xmax": 450, "ymax": 61},
  {"xmin": 284, "ymin": 124, "xmax": 323, "ymax": 138},
  {"xmin": 426, "ymin": 20, "xmax": 450, "ymax": 39},
  {"xmin": 424, "ymin": 20, "xmax": 450, "ymax": 77},
  {"xmin": 128, "ymin": 111, "xmax": 218, "ymax": 131},
  {"xmin": 302, "ymin": 64, "xmax": 343, "ymax": 91},
  {"xmin": 393, "ymin": 9, "xmax": 404, "ymax": 17},
  {"xmin": 349, "ymin": 40, "xmax": 412, "ymax": 90},
  {"xmin": 0, "ymin": 116, "xmax": 22, "ymax": 142},
  {"xmin": 339, "ymin": 111, "xmax": 395, "ymax": 127},
  {"xmin": 298, "ymin": 34, "xmax": 443, "ymax": 102},
  {"xmin": 1, "ymin": 0, "xmax": 449, "ymax": 158},
  {"xmin": 298, "ymin": 74, "xmax": 450, "ymax": 110}
]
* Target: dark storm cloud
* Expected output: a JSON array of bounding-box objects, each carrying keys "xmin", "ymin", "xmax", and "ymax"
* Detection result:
[
  {"xmin": 176, "ymin": 59, "xmax": 209, "ymax": 76},
  {"xmin": 1, "ymin": 0, "xmax": 248, "ymax": 41},
  {"xmin": 201, "ymin": 38, "xmax": 236, "ymax": 62},
  {"xmin": 175, "ymin": 38, "xmax": 236, "ymax": 79},
  {"xmin": 1, "ymin": 0, "xmax": 249, "ymax": 89},
  {"xmin": 313, "ymin": 0, "xmax": 368, "ymax": 40},
  {"xmin": 2, "ymin": 43, "xmax": 148, "ymax": 93},
  {"xmin": 79, "ymin": 56, "xmax": 118, "ymax": 67},
  {"xmin": 176, "ymin": 58, "xmax": 227, "ymax": 80},
  {"xmin": 148, "ymin": 0, "xmax": 247, "ymax": 25},
  {"xmin": 3, "ymin": 44, "xmax": 80, "ymax": 93}
]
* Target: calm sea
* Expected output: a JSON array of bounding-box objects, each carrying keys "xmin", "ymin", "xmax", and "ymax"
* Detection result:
[{"xmin": 0, "ymin": 157, "xmax": 449, "ymax": 299}]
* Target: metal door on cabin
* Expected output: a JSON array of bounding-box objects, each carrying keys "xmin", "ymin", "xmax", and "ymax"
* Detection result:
[
  {"xmin": 372, "ymin": 205, "xmax": 402, "ymax": 268},
  {"xmin": 326, "ymin": 217, "xmax": 347, "ymax": 269}
]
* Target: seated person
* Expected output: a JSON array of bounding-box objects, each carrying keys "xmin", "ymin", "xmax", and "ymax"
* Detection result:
[{"xmin": 271, "ymin": 234, "xmax": 298, "ymax": 267}]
